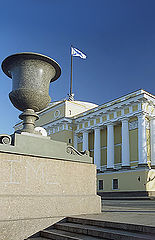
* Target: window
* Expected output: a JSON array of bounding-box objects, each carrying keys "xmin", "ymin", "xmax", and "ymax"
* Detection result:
[
  {"xmin": 98, "ymin": 180, "xmax": 104, "ymax": 190},
  {"xmin": 112, "ymin": 179, "xmax": 119, "ymax": 190}
]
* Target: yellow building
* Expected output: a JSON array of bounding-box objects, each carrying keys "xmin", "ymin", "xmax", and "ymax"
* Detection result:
[{"xmin": 14, "ymin": 89, "xmax": 155, "ymax": 199}]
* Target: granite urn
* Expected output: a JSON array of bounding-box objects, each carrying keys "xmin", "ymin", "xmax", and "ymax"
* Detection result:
[{"xmin": 2, "ymin": 52, "xmax": 61, "ymax": 133}]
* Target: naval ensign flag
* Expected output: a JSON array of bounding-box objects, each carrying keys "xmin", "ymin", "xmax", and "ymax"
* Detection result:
[
  {"xmin": 71, "ymin": 47, "xmax": 87, "ymax": 59},
  {"xmin": 69, "ymin": 46, "xmax": 87, "ymax": 100}
]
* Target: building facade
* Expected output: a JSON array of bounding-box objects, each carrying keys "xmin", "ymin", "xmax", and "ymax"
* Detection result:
[{"xmin": 15, "ymin": 89, "xmax": 155, "ymax": 198}]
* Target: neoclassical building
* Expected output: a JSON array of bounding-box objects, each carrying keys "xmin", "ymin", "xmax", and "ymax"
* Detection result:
[{"xmin": 14, "ymin": 89, "xmax": 155, "ymax": 198}]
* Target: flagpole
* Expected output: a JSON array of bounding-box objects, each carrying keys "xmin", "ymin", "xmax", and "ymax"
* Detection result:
[{"xmin": 70, "ymin": 53, "xmax": 73, "ymax": 97}]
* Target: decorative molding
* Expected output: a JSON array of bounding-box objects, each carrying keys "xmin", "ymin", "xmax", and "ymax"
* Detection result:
[
  {"xmin": 14, "ymin": 90, "xmax": 155, "ymax": 132},
  {"xmin": 77, "ymin": 135, "xmax": 83, "ymax": 143},
  {"xmin": 42, "ymin": 117, "xmax": 72, "ymax": 129},
  {"xmin": 44, "ymin": 122, "xmax": 74, "ymax": 135},
  {"xmin": 96, "ymin": 118, "xmax": 100, "ymax": 124},
  {"xmin": 132, "ymin": 104, "xmax": 138, "ymax": 112},
  {"xmin": 74, "ymin": 104, "xmax": 143, "ymax": 128},
  {"xmin": 102, "ymin": 116, "xmax": 107, "ymax": 122},
  {"xmin": 109, "ymin": 113, "xmax": 114, "ymax": 119},
  {"xmin": 54, "ymin": 109, "xmax": 61, "ymax": 119},
  {"xmin": 0, "ymin": 134, "xmax": 12, "ymax": 145},
  {"xmin": 117, "ymin": 111, "xmax": 122, "ymax": 117},
  {"xmin": 124, "ymin": 108, "xmax": 129, "ymax": 115},
  {"xmin": 66, "ymin": 146, "xmax": 89, "ymax": 156},
  {"xmin": 120, "ymin": 116, "xmax": 129, "ymax": 122},
  {"xmin": 84, "ymin": 122, "xmax": 89, "ymax": 128},
  {"xmin": 151, "ymin": 106, "xmax": 155, "ymax": 115},
  {"xmin": 73, "ymin": 91, "xmax": 148, "ymax": 123},
  {"xmin": 68, "ymin": 125, "xmax": 72, "ymax": 130},
  {"xmin": 129, "ymin": 120, "xmax": 138, "ymax": 130},
  {"xmin": 146, "ymin": 119, "xmax": 150, "ymax": 130},
  {"xmin": 90, "ymin": 120, "xmax": 94, "ymax": 126},
  {"xmin": 59, "ymin": 125, "xmax": 64, "ymax": 131}
]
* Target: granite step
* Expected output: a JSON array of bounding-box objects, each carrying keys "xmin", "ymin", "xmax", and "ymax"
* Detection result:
[
  {"xmin": 67, "ymin": 217, "xmax": 155, "ymax": 234},
  {"xmin": 54, "ymin": 222, "xmax": 155, "ymax": 239},
  {"xmin": 41, "ymin": 229, "xmax": 105, "ymax": 239},
  {"xmin": 26, "ymin": 216, "xmax": 155, "ymax": 240},
  {"xmin": 27, "ymin": 238, "xmax": 49, "ymax": 240}
]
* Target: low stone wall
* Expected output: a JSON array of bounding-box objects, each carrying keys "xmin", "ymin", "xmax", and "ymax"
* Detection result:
[{"xmin": 0, "ymin": 150, "xmax": 101, "ymax": 240}]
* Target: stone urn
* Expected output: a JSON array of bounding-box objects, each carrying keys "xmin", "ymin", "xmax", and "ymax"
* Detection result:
[{"xmin": 2, "ymin": 52, "xmax": 61, "ymax": 133}]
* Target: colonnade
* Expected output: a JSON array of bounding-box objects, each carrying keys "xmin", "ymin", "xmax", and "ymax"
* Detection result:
[{"xmin": 74, "ymin": 114, "xmax": 155, "ymax": 170}]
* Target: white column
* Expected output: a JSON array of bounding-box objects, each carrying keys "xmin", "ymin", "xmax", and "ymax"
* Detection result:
[
  {"xmin": 82, "ymin": 131, "xmax": 89, "ymax": 151},
  {"xmin": 74, "ymin": 133, "xmax": 78, "ymax": 149},
  {"xmin": 138, "ymin": 114, "xmax": 147, "ymax": 165},
  {"xmin": 150, "ymin": 117, "xmax": 155, "ymax": 167},
  {"xmin": 107, "ymin": 123, "xmax": 114, "ymax": 169},
  {"xmin": 94, "ymin": 127, "xmax": 101, "ymax": 169},
  {"xmin": 121, "ymin": 118, "xmax": 130, "ymax": 168}
]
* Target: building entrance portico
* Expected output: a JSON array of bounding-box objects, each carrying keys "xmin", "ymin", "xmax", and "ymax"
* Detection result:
[{"xmin": 74, "ymin": 91, "xmax": 155, "ymax": 173}]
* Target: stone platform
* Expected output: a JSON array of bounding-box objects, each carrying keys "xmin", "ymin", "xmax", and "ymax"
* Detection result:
[
  {"xmin": 74, "ymin": 199, "xmax": 155, "ymax": 228},
  {"xmin": 0, "ymin": 133, "xmax": 101, "ymax": 240}
]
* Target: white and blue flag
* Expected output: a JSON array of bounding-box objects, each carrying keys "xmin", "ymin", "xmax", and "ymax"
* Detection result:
[{"xmin": 71, "ymin": 47, "xmax": 87, "ymax": 59}]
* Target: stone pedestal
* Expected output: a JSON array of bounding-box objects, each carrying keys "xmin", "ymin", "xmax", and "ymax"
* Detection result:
[{"xmin": 0, "ymin": 134, "xmax": 101, "ymax": 240}]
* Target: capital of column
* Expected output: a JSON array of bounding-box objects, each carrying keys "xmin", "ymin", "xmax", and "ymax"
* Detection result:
[
  {"xmin": 137, "ymin": 112, "xmax": 146, "ymax": 119},
  {"xmin": 120, "ymin": 116, "xmax": 129, "ymax": 122},
  {"xmin": 106, "ymin": 121, "xmax": 114, "ymax": 126},
  {"xmin": 81, "ymin": 129, "xmax": 89, "ymax": 133},
  {"xmin": 93, "ymin": 126, "xmax": 101, "ymax": 131}
]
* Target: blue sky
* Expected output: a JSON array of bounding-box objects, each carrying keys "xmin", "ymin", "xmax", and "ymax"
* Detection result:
[{"xmin": 0, "ymin": 0, "xmax": 155, "ymax": 133}]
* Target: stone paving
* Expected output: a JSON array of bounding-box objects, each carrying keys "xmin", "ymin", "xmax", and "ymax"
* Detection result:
[{"xmin": 74, "ymin": 200, "xmax": 155, "ymax": 227}]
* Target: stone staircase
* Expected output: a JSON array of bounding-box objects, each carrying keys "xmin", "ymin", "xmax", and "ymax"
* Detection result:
[{"xmin": 26, "ymin": 217, "xmax": 155, "ymax": 240}]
